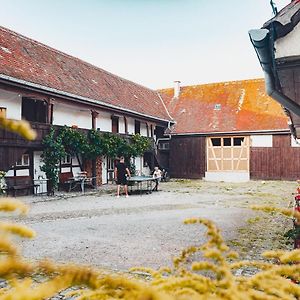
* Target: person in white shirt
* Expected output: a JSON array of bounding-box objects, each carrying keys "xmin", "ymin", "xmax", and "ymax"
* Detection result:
[{"xmin": 152, "ymin": 166, "xmax": 162, "ymax": 191}]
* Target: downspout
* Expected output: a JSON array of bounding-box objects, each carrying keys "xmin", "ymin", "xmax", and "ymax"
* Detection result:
[
  {"xmin": 153, "ymin": 121, "xmax": 173, "ymax": 170},
  {"xmin": 155, "ymin": 121, "xmax": 172, "ymax": 146},
  {"xmin": 249, "ymin": 28, "xmax": 300, "ymax": 117}
]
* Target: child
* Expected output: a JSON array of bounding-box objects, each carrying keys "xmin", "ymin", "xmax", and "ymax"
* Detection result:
[{"xmin": 152, "ymin": 166, "xmax": 162, "ymax": 191}]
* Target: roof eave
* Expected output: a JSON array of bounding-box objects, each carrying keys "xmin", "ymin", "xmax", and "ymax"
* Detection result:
[
  {"xmin": 170, "ymin": 129, "xmax": 290, "ymax": 137},
  {"xmin": 0, "ymin": 74, "xmax": 174, "ymax": 125}
]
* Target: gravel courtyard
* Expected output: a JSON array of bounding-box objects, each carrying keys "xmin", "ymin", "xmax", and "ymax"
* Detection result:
[{"xmin": 6, "ymin": 179, "xmax": 297, "ymax": 271}]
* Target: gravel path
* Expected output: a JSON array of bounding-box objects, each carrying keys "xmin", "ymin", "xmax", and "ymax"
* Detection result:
[{"xmin": 7, "ymin": 179, "xmax": 296, "ymax": 271}]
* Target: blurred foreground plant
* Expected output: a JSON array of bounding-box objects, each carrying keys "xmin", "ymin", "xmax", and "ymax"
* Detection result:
[
  {"xmin": 0, "ymin": 117, "xmax": 36, "ymax": 141},
  {"xmin": 0, "ymin": 198, "xmax": 299, "ymax": 300}
]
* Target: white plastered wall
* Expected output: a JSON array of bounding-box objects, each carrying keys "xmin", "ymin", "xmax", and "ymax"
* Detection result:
[
  {"xmin": 53, "ymin": 103, "xmax": 92, "ymax": 129},
  {"xmin": 250, "ymin": 135, "xmax": 273, "ymax": 147},
  {"xmin": 0, "ymin": 89, "xmax": 22, "ymax": 120},
  {"xmin": 119, "ymin": 117, "xmax": 125, "ymax": 134},
  {"xmin": 275, "ymin": 22, "xmax": 300, "ymax": 59},
  {"xmin": 140, "ymin": 122, "xmax": 148, "ymax": 137},
  {"xmin": 133, "ymin": 156, "xmax": 143, "ymax": 175},
  {"xmin": 96, "ymin": 111, "xmax": 112, "ymax": 132},
  {"xmin": 127, "ymin": 117, "xmax": 135, "ymax": 135},
  {"xmin": 205, "ymin": 172, "xmax": 249, "ymax": 182}
]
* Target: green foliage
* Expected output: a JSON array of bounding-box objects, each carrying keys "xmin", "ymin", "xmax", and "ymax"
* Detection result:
[
  {"xmin": 284, "ymin": 225, "xmax": 300, "ymax": 240},
  {"xmin": 59, "ymin": 126, "xmax": 89, "ymax": 157},
  {"xmin": 101, "ymin": 133, "xmax": 123, "ymax": 158},
  {"xmin": 41, "ymin": 127, "xmax": 66, "ymax": 192},
  {"xmin": 131, "ymin": 134, "xmax": 152, "ymax": 157},
  {"xmin": 41, "ymin": 128, "xmax": 153, "ymax": 192},
  {"xmin": 87, "ymin": 130, "xmax": 104, "ymax": 159}
]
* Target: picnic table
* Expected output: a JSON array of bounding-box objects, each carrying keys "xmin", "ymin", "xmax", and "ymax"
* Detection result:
[
  {"xmin": 68, "ymin": 172, "xmax": 97, "ymax": 193},
  {"xmin": 127, "ymin": 175, "xmax": 160, "ymax": 194}
]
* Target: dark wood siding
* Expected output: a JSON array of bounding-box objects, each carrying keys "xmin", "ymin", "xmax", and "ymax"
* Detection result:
[
  {"xmin": 0, "ymin": 123, "xmax": 50, "ymax": 172},
  {"xmin": 250, "ymin": 134, "xmax": 300, "ymax": 180},
  {"xmin": 0, "ymin": 147, "xmax": 28, "ymax": 172},
  {"xmin": 169, "ymin": 136, "xmax": 206, "ymax": 178}
]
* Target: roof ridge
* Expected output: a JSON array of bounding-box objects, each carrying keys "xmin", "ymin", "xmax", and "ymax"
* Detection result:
[
  {"xmin": 0, "ymin": 25, "xmax": 157, "ymax": 93},
  {"xmin": 158, "ymin": 78, "xmax": 265, "ymax": 91},
  {"xmin": 180, "ymin": 78, "xmax": 265, "ymax": 89}
]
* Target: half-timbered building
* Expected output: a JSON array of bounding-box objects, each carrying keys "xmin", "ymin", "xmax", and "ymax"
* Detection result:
[
  {"xmin": 160, "ymin": 79, "xmax": 300, "ymax": 182},
  {"xmin": 0, "ymin": 26, "xmax": 173, "ymax": 194}
]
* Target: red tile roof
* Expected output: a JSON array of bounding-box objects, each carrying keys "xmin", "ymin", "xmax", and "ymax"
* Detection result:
[
  {"xmin": 0, "ymin": 26, "xmax": 171, "ymax": 122},
  {"xmin": 160, "ymin": 79, "xmax": 289, "ymax": 134}
]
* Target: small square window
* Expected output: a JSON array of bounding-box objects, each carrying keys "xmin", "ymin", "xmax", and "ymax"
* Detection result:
[
  {"xmin": 23, "ymin": 154, "xmax": 29, "ymax": 165},
  {"xmin": 16, "ymin": 158, "xmax": 22, "ymax": 166},
  {"xmin": 214, "ymin": 104, "xmax": 221, "ymax": 110},
  {"xmin": 211, "ymin": 138, "xmax": 221, "ymax": 146},
  {"xmin": 159, "ymin": 142, "xmax": 169, "ymax": 150},
  {"xmin": 16, "ymin": 154, "xmax": 30, "ymax": 166},
  {"xmin": 61, "ymin": 155, "xmax": 71, "ymax": 165},
  {"xmin": 234, "ymin": 137, "xmax": 244, "ymax": 146},
  {"xmin": 223, "ymin": 138, "xmax": 231, "ymax": 146}
]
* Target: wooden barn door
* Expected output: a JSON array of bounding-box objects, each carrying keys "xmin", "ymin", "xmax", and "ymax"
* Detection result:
[{"xmin": 207, "ymin": 136, "xmax": 249, "ymax": 172}]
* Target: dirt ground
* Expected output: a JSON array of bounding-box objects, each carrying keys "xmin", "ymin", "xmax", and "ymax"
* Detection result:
[{"xmin": 4, "ymin": 179, "xmax": 297, "ymax": 272}]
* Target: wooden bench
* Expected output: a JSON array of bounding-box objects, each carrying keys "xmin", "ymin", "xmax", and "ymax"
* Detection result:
[
  {"xmin": 59, "ymin": 171, "xmax": 96, "ymax": 192},
  {"xmin": 5, "ymin": 176, "xmax": 38, "ymax": 197}
]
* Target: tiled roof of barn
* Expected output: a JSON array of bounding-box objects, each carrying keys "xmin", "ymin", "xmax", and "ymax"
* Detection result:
[
  {"xmin": 0, "ymin": 26, "xmax": 171, "ymax": 121},
  {"xmin": 159, "ymin": 79, "xmax": 289, "ymax": 134}
]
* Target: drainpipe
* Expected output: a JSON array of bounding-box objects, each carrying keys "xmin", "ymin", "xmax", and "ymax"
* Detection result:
[
  {"xmin": 155, "ymin": 121, "xmax": 172, "ymax": 147},
  {"xmin": 248, "ymin": 29, "xmax": 300, "ymax": 117}
]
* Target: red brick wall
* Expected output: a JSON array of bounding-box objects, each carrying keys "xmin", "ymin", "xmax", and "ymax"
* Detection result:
[{"xmin": 84, "ymin": 157, "xmax": 102, "ymax": 186}]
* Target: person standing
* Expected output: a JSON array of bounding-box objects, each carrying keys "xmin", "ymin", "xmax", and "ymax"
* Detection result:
[
  {"xmin": 114, "ymin": 156, "xmax": 131, "ymax": 198},
  {"xmin": 152, "ymin": 166, "xmax": 162, "ymax": 191}
]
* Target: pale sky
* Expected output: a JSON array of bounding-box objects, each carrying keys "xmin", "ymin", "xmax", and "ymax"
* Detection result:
[{"xmin": 0, "ymin": 0, "xmax": 289, "ymax": 89}]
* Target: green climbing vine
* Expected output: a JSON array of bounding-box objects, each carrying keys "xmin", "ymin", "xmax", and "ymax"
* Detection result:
[
  {"xmin": 41, "ymin": 127, "xmax": 66, "ymax": 193},
  {"xmin": 41, "ymin": 126, "xmax": 152, "ymax": 192}
]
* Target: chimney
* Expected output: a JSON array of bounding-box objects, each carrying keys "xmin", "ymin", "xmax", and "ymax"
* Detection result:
[{"xmin": 173, "ymin": 80, "xmax": 181, "ymax": 98}]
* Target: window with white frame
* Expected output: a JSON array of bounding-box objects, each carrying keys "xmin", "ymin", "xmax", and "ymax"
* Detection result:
[
  {"xmin": 61, "ymin": 154, "xmax": 72, "ymax": 165},
  {"xmin": 158, "ymin": 142, "xmax": 170, "ymax": 150},
  {"xmin": 16, "ymin": 154, "xmax": 30, "ymax": 166}
]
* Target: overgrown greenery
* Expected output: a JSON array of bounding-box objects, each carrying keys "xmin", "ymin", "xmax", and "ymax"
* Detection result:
[
  {"xmin": 41, "ymin": 126, "xmax": 152, "ymax": 192},
  {"xmin": 41, "ymin": 127, "xmax": 66, "ymax": 192},
  {"xmin": 285, "ymin": 225, "xmax": 300, "ymax": 241}
]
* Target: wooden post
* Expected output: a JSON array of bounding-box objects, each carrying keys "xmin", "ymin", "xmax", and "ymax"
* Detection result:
[
  {"xmin": 91, "ymin": 110, "xmax": 99, "ymax": 130},
  {"xmin": 46, "ymin": 98, "xmax": 54, "ymax": 124}
]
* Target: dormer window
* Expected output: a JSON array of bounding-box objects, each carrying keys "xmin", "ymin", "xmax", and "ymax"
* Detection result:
[{"xmin": 214, "ymin": 104, "xmax": 221, "ymax": 111}]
